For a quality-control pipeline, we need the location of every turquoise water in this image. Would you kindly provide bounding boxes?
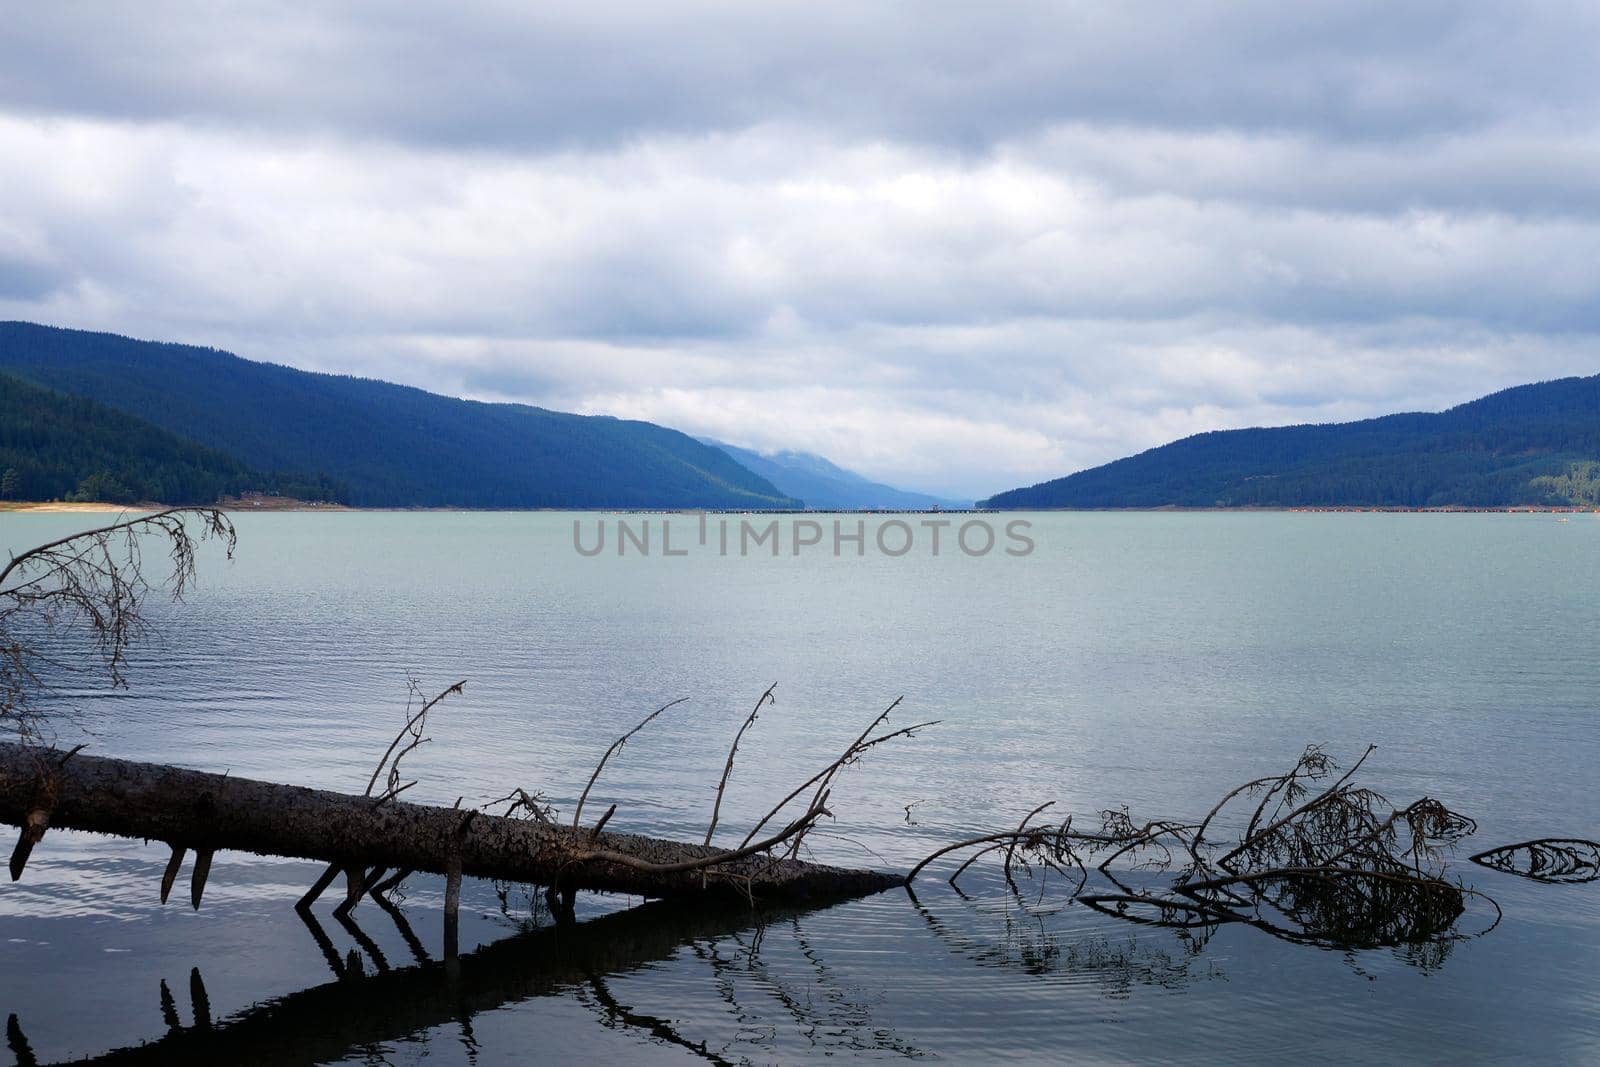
[1,511,1598,1062]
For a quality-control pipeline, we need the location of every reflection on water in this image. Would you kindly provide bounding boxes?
[0,863,1550,1065]
[22,881,1251,1064]
[35,896,928,1065]
[908,880,1225,994]
[1471,838,1600,883]
[0,848,1596,1063]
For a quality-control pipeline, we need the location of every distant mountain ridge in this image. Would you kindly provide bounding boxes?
[702,440,970,510]
[0,322,799,509]
[983,376,1600,509]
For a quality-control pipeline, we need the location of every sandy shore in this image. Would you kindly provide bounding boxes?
[0,501,155,513]
[0,497,351,514]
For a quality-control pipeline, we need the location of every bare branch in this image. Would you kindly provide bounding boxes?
[571,789,834,877]
[572,697,688,828]
[1003,801,1056,879]
[365,679,464,798]
[0,508,235,741]
[705,683,776,846]
[740,703,937,849]
[1220,744,1377,869]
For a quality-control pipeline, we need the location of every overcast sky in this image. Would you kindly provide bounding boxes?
[4,3,1600,497]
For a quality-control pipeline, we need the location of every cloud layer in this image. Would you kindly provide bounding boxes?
[3,3,1599,496]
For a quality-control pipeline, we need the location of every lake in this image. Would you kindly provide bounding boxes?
[2,511,1598,1063]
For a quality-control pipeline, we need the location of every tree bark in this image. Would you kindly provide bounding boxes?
[0,743,903,902]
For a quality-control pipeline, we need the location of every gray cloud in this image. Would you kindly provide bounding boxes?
[2,4,1599,497]
[5,3,1599,151]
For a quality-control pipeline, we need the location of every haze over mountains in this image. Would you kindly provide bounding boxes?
[702,440,970,511]
[983,376,1600,509]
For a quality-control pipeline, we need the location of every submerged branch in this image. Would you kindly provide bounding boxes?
[905,744,1524,952]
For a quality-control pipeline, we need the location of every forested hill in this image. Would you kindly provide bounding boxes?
[983,376,1600,509]
[0,322,798,509]
[0,372,273,505]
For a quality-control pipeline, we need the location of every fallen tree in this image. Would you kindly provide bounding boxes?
[0,742,903,907]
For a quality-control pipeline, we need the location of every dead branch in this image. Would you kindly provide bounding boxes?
[905,744,1516,952]
[0,508,235,741]
[487,787,556,824]
[1187,746,1334,866]
[1220,744,1376,870]
[1003,801,1055,881]
[1242,744,1335,842]
[705,683,776,846]
[366,679,464,798]
[572,697,688,828]
[736,697,897,847]
[299,678,466,909]
[948,842,1009,886]
[906,827,1111,885]
[1094,820,1198,873]
[739,704,937,849]
[569,789,833,878]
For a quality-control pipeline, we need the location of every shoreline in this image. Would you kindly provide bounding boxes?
[0,501,154,513]
[3,501,1598,516]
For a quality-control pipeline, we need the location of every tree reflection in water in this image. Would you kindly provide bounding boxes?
[16,854,1511,1064]
[907,879,1224,995]
[43,894,924,1065]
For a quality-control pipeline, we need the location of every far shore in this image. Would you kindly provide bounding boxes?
[4,500,1599,516]
[2,499,352,514]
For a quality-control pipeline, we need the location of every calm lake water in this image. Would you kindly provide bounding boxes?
[2,511,1598,1063]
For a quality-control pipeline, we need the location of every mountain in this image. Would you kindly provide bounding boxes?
[0,372,278,505]
[983,376,1600,509]
[702,440,970,510]
[0,322,798,509]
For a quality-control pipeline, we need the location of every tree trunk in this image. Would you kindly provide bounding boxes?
[0,743,903,903]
